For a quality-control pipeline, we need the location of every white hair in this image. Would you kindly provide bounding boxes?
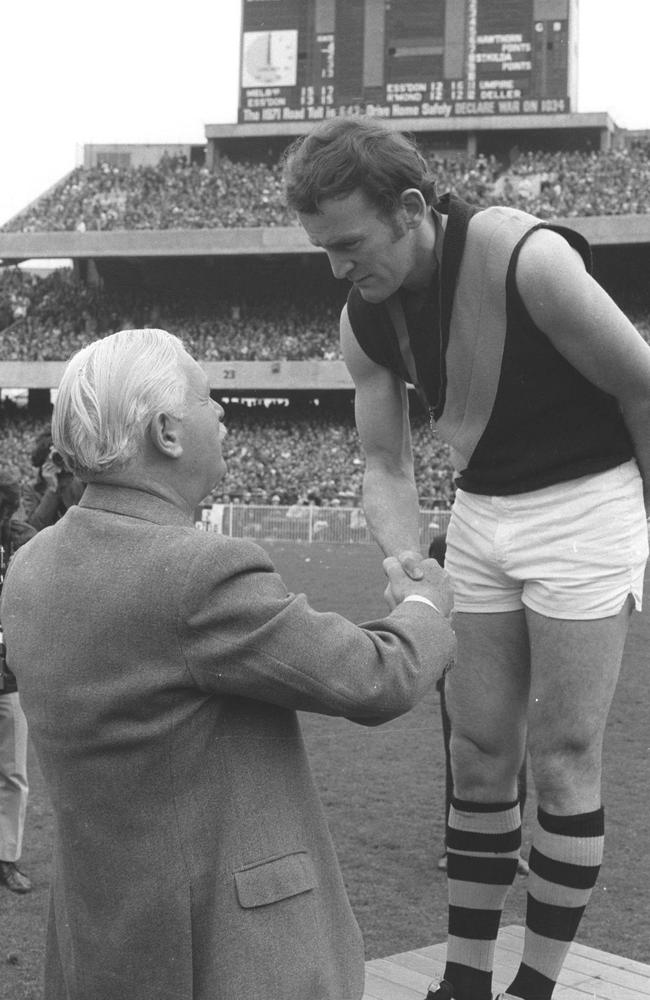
[52,328,189,479]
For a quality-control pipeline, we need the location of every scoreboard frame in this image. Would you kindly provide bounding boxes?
[238,0,578,126]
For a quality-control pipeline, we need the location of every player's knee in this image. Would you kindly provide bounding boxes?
[451,731,523,800]
[529,738,602,802]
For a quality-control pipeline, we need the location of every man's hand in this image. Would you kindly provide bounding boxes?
[383,556,454,618]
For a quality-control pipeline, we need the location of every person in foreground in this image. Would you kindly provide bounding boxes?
[0,474,36,895]
[0,328,455,1000]
[283,117,650,1000]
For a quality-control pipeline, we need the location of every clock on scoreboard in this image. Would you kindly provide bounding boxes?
[241,30,298,88]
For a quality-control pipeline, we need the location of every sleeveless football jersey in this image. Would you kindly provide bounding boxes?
[346,195,633,494]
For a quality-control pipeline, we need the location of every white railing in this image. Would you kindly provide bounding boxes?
[195,503,451,546]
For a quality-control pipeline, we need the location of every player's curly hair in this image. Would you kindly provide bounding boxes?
[282,116,437,216]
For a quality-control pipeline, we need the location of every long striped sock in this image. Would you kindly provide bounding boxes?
[506,806,605,1000]
[443,797,521,1000]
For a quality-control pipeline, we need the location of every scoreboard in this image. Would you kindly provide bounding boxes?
[239,0,578,125]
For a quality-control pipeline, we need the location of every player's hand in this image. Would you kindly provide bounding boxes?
[397,548,425,580]
[383,556,454,618]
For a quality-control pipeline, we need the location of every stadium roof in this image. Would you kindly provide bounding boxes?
[205,111,615,140]
[2,212,650,266]
[0,226,313,265]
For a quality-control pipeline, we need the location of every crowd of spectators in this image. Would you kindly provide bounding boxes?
[3,139,650,234]
[214,403,455,507]
[165,299,342,362]
[0,267,343,362]
[2,135,649,511]
[1,155,294,233]
[492,141,650,217]
[0,266,42,332]
[2,264,648,364]
[0,402,47,493]
[0,400,455,511]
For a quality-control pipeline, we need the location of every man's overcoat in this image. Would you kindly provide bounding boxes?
[1,484,455,1000]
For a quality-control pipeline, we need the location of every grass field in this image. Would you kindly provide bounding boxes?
[1,541,648,998]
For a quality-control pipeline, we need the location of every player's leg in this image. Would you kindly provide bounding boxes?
[502,459,648,999]
[447,611,530,800]
[432,610,530,1000]
[438,675,453,871]
[504,600,633,1000]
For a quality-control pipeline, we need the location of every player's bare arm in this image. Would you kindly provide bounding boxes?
[516,228,650,508]
[340,305,423,567]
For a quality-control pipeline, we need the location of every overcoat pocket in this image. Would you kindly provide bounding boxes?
[234,851,317,908]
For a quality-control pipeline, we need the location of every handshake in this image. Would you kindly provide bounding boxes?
[383,549,454,618]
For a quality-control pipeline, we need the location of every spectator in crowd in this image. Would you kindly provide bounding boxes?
[284,115,650,1000]
[23,429,84,529]
[1,327,456,1000]
[0,473,36,895]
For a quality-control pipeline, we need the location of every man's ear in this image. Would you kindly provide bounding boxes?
[399,188,427,228]
[148,412,183,458]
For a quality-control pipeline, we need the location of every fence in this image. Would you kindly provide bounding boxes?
[196,502,452,547]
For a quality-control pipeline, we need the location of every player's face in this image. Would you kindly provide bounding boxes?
[299,189,417,303]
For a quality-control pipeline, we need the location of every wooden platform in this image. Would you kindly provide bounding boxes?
[363,925,650,999]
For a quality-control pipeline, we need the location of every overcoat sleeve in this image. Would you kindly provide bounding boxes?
[178,536,455,724]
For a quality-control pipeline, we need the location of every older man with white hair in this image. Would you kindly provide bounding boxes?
[1,328,456,1000]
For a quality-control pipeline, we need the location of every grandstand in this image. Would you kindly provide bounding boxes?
[2,0,650,523]
[2,131,650,517]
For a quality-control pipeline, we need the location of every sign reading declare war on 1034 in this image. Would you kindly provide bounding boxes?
[239,17,571,124]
